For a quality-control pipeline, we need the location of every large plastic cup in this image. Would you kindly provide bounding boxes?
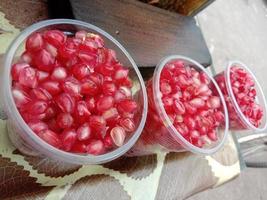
[214,61,267,131]
[128,55,229,156]
[1,19,148,165]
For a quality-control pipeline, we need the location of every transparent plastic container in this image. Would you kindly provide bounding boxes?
[128,55,229,156]
[2,19,148,165]
[214,61,267,132]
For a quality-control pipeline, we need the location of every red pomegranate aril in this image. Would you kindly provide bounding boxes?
[189,98,205,109]
[102,107,119,121]
[184,116,196,130]
[190,130,200,141]
[44,30,66,48]
[75,101,91,123]
[45,42,57,57]
[71,141,87,153]
[27,100,48,115]
[12,87,31,108]
[37,70,49,82]
[60,129,77,151]
[72,63,90,80]
[47,118,62,132]
[89,116,106,138]
[18,67,38,88]
[206,96,221,109]
[102,81,116,96]
[41,80,61,95]
[11,63,29,81]
[119,118,135,132]
[78,50,97,66]
[173,99,185,115]
[56,93,75,113]
[26,32,44,52]
[88,72,103,86]
[103,135,113,149]
[85,97,96,112]
[20,51,32,64]
[30,87,52,101]
[77,123,91,141]
[56,113,74,129]
[38,129,62,148]
[96,96,114,112]
[34,49,55,72]
[44,105,58,120]
[207,130,217,141]
[80,78,99,96]
[110,126,126,147]
[160,81,172,96]
[117,99,138,114]
[61,77,81,98]
[51,66,67,81]
[114,68,129,81]
[28,120,48,134]
[86,140,105,155]
[175,124,189,137]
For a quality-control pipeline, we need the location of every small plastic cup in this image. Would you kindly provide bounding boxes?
[214,61,267,132]
[1,19,148,165]
[128,55,229,156]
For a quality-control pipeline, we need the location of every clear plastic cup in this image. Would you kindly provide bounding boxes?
[214,61,267,131]
[1,19,148,165]
[128,55,229,156]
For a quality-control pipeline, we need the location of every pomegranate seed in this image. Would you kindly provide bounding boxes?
[34,49,55,72]
[102,81,116,95]
[207,130,217,141]
[102,107,119,121]
[51,67,67,81]
[110,126,126,147]
[18,67,38,88]
[78,50,97,66]
[190,130,200,141]
[56,113,74,129]
[44,30,66,48]
[114,68,129,80]
[173,99,185,115]
[45,43,58,57]
[56,93,75,113]
[75,30,87,40]
[199,72,210,84]
[12,87,31,108]
[11,63,29,81]
[207,96,221,109]
[75,101,91,123]
[189,98,205,108]
[96,96,114,112]
[28,120,48,133]
[86,140,105,155]
[89,115,106,137]
[184,116,196,130]
[27,100,48,115]
[71,141,87,153]
[26,32,44,52]
[36,70,49,82]
[60,129,77,151]
[61,77,81,98]
[77,123,91,141]
[41,80,61,95]
[119,118,135,132]
[117,99,138,113]
[72,63,90,80]
[47,118,62,132]
[88,72,103,86]
[160,81,172,95]
[103,135,113,149]
[80,78,99,96]
[30,87,52,101]
[20,51,32,64]
[85,97,96,112]
[38,129,61,148]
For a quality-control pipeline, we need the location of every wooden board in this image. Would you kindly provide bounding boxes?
[69,0,212,68]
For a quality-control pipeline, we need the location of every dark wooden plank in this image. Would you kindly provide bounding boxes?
[69,0,211,68]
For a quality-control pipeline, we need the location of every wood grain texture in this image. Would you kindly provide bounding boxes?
[69,0,211,68]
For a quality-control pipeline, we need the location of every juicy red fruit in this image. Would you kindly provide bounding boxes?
[11,29,139,156]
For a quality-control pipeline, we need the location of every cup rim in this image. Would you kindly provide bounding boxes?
[225,60,267,132]
[152,55,229,155]
[3,19,148,164]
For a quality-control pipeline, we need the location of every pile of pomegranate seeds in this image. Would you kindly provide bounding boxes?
[11,30,139,155]
[144,60,225,149]
[215,65,263,129]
